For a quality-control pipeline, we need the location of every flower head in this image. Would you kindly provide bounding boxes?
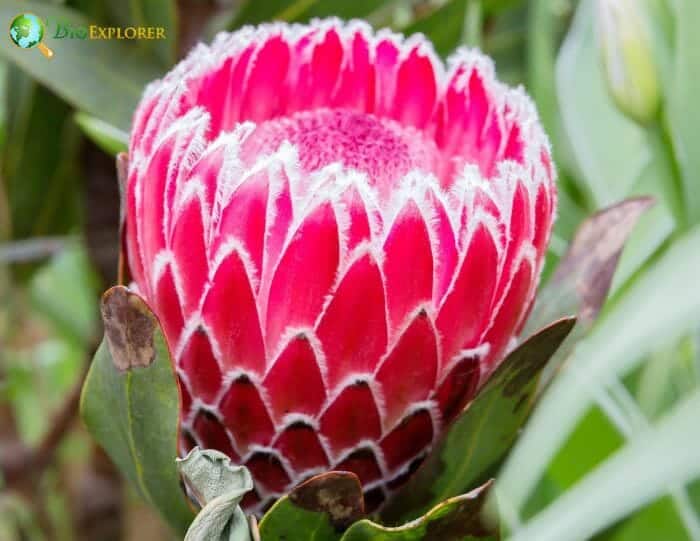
[125,20,556,512]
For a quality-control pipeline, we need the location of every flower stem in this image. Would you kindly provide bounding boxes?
[646,111,687,230]
[462,0,483,48]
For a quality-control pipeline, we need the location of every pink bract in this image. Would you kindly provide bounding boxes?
[125,19,556,512]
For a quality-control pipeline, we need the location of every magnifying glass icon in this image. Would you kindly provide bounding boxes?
[9,13,54,59]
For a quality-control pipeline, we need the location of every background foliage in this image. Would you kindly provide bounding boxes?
[0,0,699,540]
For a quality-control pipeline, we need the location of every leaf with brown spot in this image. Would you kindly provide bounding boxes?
[81,287,194,534]
[259,472,365,540]
[544,197,653,323]
[290,472,365,528]
[101,286,157,371]
[342,482,497,541]
[381,318,575,524]
[524,198,653,387]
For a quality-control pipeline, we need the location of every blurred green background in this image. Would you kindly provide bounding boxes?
[0,0,699,540]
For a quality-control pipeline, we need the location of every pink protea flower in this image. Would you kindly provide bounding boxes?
[125,20,556,512]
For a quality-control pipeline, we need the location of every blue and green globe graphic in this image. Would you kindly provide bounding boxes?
[9,13,44,49]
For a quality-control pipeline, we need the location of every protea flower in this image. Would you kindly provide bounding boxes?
[124,19,556,513]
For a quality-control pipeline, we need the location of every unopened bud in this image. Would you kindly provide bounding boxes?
[596,0,660,124]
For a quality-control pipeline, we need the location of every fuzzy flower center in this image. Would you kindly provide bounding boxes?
[243,108,442,188]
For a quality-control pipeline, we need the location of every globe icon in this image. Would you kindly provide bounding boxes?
[9,13,44,49]
[9,13,53,58]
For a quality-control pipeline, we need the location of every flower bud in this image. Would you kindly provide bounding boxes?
[596,0,661,124]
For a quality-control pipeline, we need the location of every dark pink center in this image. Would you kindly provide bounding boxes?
[243,108,442,189]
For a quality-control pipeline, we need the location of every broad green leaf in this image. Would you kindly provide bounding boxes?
[496,225,700,523]
[556,0,650,207]
[104,0,178,66]
[178,448,253,541]
[687,479,700,519]
[229,0,380,28]
[598,496,693,541]
[504,389,700,541]
[80,286,195,534]
[483,0,523,15]
[546,405,625,496]
[259,472,364,541]
[635,334,700,421]
[523,337,700,538]
[74,112,128,155]
[342,482,496,541]
[520,406,624,521]
[2,67,81,242]
[667,0,700,225]
[381,317,575,523]
[0,1,162,131]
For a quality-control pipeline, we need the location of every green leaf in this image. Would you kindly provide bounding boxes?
[496,225,700,524]
[503,389,700,541]
[526,0,557,141]
[546,405,624,496]
[523,0,583,215]
[519,337,700,538]
[29,242,99,346]
[342,482,496,541]
[555,0,650,208]
[80,286,195,534]
[687,478,700,521]
[104,0,178,66]
[520,405,624,521]
[0,1,162,131]
[598,496,693,541]
[401,0,468,57]
[74,112,128,155]
[229,0,380,28]
[1,68,81,242]
[667,0,700,225]
[178,448,253,541]
[381,317,575,523]
[259,471,364,541]
[608,161,676,294]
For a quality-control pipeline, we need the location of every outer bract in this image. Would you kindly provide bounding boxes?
[125,20,556,513]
